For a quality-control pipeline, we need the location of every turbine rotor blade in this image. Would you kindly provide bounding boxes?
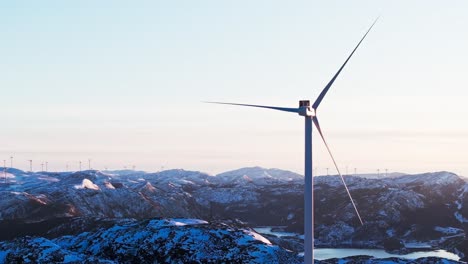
[204,101,299,113]
[313,116,364,225]
[312,17,379,110]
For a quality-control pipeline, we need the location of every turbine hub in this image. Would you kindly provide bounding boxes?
[298,100,315,117]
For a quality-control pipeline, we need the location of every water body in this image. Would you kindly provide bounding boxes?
[254,227,460,261]
[314,248,460,261]
[253,227,297,238]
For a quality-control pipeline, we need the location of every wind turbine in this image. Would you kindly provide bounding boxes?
[207,19,377,263]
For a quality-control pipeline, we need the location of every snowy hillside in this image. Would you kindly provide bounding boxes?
[0,167,468,261]
[0,218,301,263]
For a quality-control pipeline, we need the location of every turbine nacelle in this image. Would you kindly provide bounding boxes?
[298,100,315,117]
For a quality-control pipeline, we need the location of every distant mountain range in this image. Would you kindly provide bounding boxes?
[0,167,467,262]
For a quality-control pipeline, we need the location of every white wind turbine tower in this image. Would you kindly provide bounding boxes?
[207,19,377,264]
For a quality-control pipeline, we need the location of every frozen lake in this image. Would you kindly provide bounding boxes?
[253,227,297,238]
[314,248,460,261]
[254,227,460,261]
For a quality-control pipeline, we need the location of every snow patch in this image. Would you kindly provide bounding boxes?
[38,176,60,182]
[104,182,115,189]
[386,228,395,237]
[167,218,208,226]
[242,175,253,182]
[0,172,15,179]
[434,226,463,234]
[142,182,156,192]
[454,212,468,223]
[74,179,100,190]
[239,230,272,245]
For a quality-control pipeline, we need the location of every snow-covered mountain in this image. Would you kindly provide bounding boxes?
[0,167,304,225]
[0,167,467,261]
[0,216,461,263]
[216,166,303,184]
[311,171,468,260]
[0,218,301,263]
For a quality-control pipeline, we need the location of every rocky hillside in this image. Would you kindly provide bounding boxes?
[0,218,301,263]
[0,217,462,263]
[0,167,467,260]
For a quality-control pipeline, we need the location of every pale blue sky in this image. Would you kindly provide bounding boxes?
[2,1,468,175]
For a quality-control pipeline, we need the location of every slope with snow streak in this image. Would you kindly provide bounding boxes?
[455,183,468,223]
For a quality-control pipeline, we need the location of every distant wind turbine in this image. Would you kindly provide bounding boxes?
[28,160,33,172]
[10,156,13,168]
[207,18,378,264]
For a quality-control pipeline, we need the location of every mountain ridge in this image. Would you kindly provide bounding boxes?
[1,166,467,261]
